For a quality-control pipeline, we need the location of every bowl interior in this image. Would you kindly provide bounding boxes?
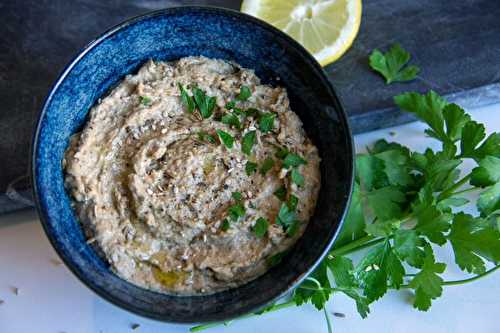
[33,7,353,322]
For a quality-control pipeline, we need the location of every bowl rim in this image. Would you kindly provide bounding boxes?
[31,5,355,323]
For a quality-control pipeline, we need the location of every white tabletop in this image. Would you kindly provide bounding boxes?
[1,103,499,333]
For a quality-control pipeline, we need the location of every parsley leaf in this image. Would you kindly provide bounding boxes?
[228,203,245,222]
[369,43,420,84]
[259,157,275,175]
[355,240,405,302]
[178,83,195,113]
[245,108,260,118]
[448,213,500,274]
[372,147,414,188]
[259,112,276,133]
[366,186,406,221]
[416,207,452,245]
[232,191,242,201]
[394,91,448,143]
[245,161,257,176]
[221,113,241,129]
[236,85,252,101]
[267,251,288,267]
[287,220,301,237]
[408,244,446,311]
[477,182,500,217]
[193,87,216,118]
[283,153,307,169]
[197,131,217,144]
[273,186,287,201]
[470,156,500,187]
[355,154,387,191]
[334,182,367,249]
[394,229,427,268]
[241,130,257,155]
[442,103,471,142]
[221,218,230,231]
[329,256,371,318]
[232,107,244,116]
[139,96,152,106]
[276,203,297,229]
[216,129,234,149]
[287,194,299,211]
[275,147,289,159]
[291,168,305,187]
[253,217,269,238]
[474,133,500,159]
[460,121,486,159]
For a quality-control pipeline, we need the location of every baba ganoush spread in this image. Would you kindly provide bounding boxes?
[63,56,321,295]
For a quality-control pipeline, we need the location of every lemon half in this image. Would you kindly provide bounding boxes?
[241,0,362,66]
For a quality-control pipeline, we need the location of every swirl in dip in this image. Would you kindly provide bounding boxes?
[63,57,321,294]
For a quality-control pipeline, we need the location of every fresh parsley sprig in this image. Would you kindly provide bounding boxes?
[178,84,216,119]
[191,90,500,333]
[369,43,420,84]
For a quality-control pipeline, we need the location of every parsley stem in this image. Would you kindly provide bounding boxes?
[324,308,333,333]
[441,265,500,286]
[400,264,500,289]
[438,174,471,201]
[189,300,296,332]
[330,235,377,257]
[298,285,340,292]
[448,187,479,197]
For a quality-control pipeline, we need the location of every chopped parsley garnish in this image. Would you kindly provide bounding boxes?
[267,251,288,267]
[259,112,276,133]
[273,186,287,201]
[221,113,241,129]
[287,194,298,211]
[245,161,258,175]
[236,85,252,101]
[216,129,234,149]
[283,153,307,169]
[197,131,217,144]
[225,101,236,110]
[291,168,305,187]
[275,147,289,159]
[232,191,243,201]
[178,83,195,112]
[287,220,300,237]
[369,43,420,84]
[245,108,260,118]
[241,130,257,155]
[193,87,216,118]
[221,218,230,231]
[232,107,245,116]
[253,217,269,238]
[276,202,298,231]
[139,96,152,106]
[228,203,245,221]
[259,157,275,175]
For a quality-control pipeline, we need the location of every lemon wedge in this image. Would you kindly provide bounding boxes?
[241,0,362,66]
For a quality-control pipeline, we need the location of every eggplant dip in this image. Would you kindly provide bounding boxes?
[63,56,321,295]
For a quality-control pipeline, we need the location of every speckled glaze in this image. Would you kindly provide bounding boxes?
[32,6,354,323]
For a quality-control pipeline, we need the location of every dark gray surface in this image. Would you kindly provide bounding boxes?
[1,0,500,214]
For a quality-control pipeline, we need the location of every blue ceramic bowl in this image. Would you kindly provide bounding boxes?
[32,6,354,323]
